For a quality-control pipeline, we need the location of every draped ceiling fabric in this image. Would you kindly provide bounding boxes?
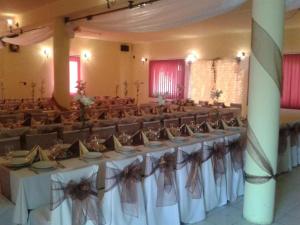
[2,27,52,46]
[0,0,298,46]
[73,0,247,33]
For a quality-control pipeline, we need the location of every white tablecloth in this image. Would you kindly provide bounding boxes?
[0,129,243,225]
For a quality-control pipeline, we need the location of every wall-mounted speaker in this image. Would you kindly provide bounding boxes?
[120,44,130,52]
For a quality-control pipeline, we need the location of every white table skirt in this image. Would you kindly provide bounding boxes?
[0,129,243,225]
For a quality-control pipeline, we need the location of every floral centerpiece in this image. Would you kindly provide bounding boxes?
[155,92,168,115]
[74,80,94,127]
[210,88,223,103]
[134,80,144,105]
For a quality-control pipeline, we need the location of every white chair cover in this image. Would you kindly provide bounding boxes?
[143,148,180,225]
[0,194,14,225]
[203,137,227,210]
[28,165,100,225]
[176,143,206,224]
[224,133,244,202]
[102,156,147,225]
[277,130,292,174]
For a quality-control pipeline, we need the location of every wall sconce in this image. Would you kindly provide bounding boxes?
[236,51,246,63]
[141,57,148,64]
[81,50,91,61]
[185,53,199,64]
[41,47,51,58]
[7,18,19,33]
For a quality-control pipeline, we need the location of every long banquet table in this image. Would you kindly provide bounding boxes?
[0,128,244,225]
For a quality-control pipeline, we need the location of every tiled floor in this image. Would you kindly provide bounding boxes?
[197,167,300,225]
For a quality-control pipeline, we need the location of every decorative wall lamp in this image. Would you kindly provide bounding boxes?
[185,53,199,64]
[81,50,91,61]
[141,57,148,64]
[7,18,20,33]
[42,47,51,58]
[236,51,246,63]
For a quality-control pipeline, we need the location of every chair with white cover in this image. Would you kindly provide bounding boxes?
[102,156,147,225]
[176,143,206,224]
[0,188,14,225]
[277,126,292,173]
[202,137,227,210]
[143,148,180,225]
[28,165,101,225]
[225,133,244,202]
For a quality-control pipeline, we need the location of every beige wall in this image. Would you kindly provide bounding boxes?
[131,32,251,103]
[0,27,299,102]
[0,37,133,99]
[0,38,53,99]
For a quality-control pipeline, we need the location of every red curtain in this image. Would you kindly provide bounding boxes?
[281,54,300,109]
[149,59,185,99]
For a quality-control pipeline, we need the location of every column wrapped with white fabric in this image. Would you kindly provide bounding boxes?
[243,0,284,224]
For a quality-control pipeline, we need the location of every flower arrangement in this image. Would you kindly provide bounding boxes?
[74,80,94,125]
[134,80,144,105]
[210,89,223,102]
[123,81,128,97]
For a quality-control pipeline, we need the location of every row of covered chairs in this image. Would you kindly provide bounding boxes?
[28,136,244,225]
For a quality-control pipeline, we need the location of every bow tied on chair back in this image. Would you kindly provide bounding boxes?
[290,123,300,147]
[177,149,207,199]
[105,159,143,217]
[279,127,289,155]
[212,141,227,181]
[51,172,99,225]
[227,139,244,171]
[145,152,178,207]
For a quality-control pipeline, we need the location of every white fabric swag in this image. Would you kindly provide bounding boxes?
[74,0,247,32]
[2,27,52,46]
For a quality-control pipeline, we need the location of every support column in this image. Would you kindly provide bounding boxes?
[53,18,70,109]
[243,1,284,224]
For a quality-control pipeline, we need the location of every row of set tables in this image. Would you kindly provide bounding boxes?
[0,125,245,225]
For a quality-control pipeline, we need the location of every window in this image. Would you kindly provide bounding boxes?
[69,56,81,94]
[281,54,300,109]
[149,59,185,99]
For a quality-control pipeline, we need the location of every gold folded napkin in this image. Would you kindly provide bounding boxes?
[38,147,50,161]
[206,122,215,132]
[237,117,245,127]
[186,125,194,136]
[142,131,150,145]
[166,128,175,140]
[79,141,90,156]
[26,146,39,164]
[113,135,122,150]
[221,120,230,130]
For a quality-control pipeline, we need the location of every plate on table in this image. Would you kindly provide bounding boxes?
[147,141,163,148]
[82,152,103,159]
[118,146,136,152]
[10,150,30,158]
[172,137,188,143]
[193,133,211,139]
[32,161,57,169]
[8,158,29,167]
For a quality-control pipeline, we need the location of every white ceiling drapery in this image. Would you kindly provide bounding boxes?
[1,27,52,46]
[74,0,247,32]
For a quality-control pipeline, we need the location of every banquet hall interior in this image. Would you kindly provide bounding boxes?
[0,0,300,225]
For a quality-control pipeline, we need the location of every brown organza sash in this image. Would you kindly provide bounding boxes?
[145,152,178,207]
[51,172,99,225]
[290,123,300,147]
[227,139,244,171]
[212,141,227,181]
[177,148,212,199]
[245,125,277,184]
[278,127,289,155]
[105,159,143,217]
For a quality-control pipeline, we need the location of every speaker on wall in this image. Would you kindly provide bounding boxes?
[120,44,130,52]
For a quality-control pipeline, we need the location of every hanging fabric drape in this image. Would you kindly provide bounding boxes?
[281,54,300,109]
[149,59,185,99]
[72,0,247,33]
[2,27,53,46]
